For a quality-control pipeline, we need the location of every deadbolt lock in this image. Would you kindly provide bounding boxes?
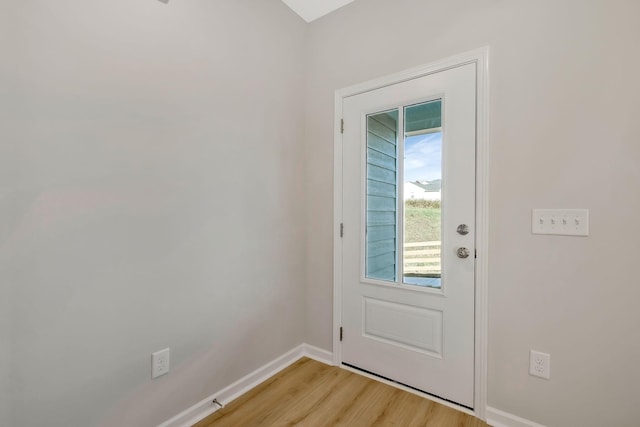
[457,224,470,235]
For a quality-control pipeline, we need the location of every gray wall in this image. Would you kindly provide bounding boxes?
[304,1,640,426]
[0,0,307,426]
[4,1,640,426]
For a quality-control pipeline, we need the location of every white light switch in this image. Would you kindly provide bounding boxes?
[532,209,589,236]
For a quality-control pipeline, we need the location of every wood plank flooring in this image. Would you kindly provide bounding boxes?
[194,357,489,427]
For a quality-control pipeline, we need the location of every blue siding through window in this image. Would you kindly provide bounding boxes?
[366,112,398,282]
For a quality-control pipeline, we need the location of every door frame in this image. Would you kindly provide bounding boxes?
[333,47,490,420]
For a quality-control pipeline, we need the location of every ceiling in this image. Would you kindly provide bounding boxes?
[281,0,356,22]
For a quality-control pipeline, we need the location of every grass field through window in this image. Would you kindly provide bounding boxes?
[404,199,442,285]
[404,200,441,243]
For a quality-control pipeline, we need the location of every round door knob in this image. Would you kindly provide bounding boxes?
[457,247,470,259]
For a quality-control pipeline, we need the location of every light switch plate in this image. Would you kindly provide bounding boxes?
[532,209,589,236]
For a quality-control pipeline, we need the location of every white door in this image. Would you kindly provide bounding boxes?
[341,63,476,408]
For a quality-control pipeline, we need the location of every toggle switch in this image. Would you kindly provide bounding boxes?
[532,209,589,236]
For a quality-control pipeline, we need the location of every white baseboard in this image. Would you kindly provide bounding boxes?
[486,406,546,427]
[301,343,333,365]
[159,343,333,427]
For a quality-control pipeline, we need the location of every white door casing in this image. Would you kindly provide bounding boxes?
[333,48,489,417]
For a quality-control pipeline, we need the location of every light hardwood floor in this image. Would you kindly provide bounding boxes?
[194,357,489,427]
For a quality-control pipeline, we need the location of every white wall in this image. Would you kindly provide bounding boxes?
[304,1,640,426]
[0,1,307,426]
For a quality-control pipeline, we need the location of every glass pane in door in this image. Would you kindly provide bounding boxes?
[365,109,399,282]
[403,100,442,288]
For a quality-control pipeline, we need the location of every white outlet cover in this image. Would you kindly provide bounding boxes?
[151,348,170,379]
[529,350,551,380]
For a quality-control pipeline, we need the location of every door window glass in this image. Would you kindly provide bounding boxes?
[403,100,442,288]
[365,110,399,282]
[364,101,442,288]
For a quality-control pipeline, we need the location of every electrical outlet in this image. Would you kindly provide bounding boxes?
[529,350,550,379]
[151,348,170,379]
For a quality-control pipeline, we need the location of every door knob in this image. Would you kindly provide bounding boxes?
[457,247,470,259]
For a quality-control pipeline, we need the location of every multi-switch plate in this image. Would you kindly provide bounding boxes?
[532,209,589,236]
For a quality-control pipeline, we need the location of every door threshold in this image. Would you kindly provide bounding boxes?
[341,362,474,413]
